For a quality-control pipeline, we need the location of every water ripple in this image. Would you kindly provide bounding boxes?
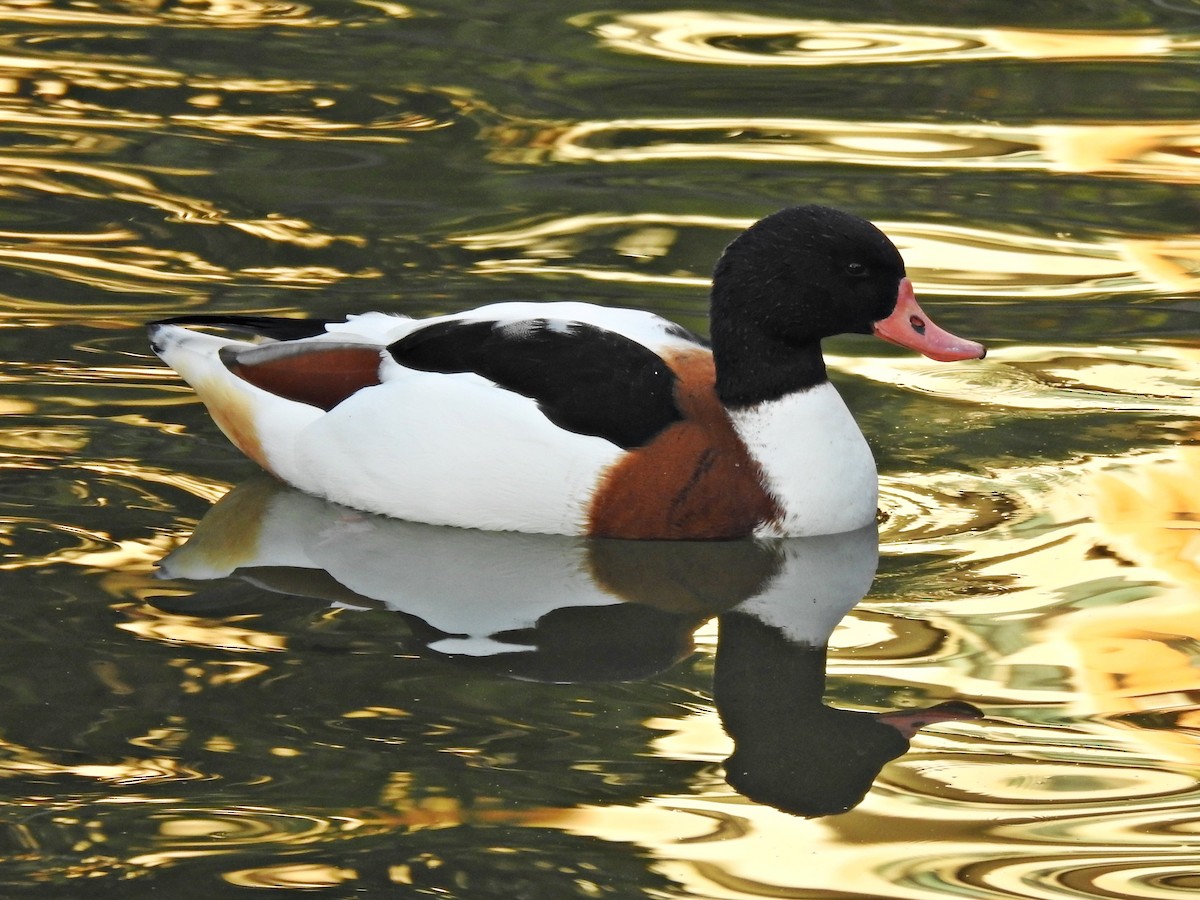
[889,753,1199,810]
[878,480,1028,547]
[0,28,459,142]
[0,0,412,29]
[0,453,226,571]
[116,604,287,651]
[937,854,1200,900]
[153,808,342,847]
[843,344,1200,412]
[0,154,378,314]
[455,212,1199,298]
[583,12,1200,66]
[1090,447,1200,588]
[524,116,1200,185]
[892,225,1200,294]
[0,735,207,786]
[222,863,357,889]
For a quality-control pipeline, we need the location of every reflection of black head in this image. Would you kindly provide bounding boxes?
[715,612,907,817]
[443,602,699,683]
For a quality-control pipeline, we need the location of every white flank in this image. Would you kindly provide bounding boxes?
[151,303,705,534]
[294,371,624,533]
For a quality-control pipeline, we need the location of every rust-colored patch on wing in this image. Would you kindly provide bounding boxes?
[587,349,782,540]
[226,345,383,412]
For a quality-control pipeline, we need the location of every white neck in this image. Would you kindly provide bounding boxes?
[729,382,878,537]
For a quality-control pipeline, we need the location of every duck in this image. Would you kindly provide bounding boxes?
[148,204,985,539]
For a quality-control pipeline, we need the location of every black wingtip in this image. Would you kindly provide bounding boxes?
[147,314,340,342]
[147,322,167,354]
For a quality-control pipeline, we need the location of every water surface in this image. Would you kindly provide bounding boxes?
[2,1,1199,897]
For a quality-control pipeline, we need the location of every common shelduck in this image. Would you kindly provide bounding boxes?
[148,205,985,539]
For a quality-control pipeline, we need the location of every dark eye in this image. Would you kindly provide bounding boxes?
[845,262,869,277]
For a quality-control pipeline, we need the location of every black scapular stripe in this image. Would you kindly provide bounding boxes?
[389,318,683,449]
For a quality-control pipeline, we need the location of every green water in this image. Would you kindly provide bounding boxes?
[1,1,1199,897]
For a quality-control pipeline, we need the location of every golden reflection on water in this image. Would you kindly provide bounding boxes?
[549,714,1200,898]
[0,153,378,317]
[843,343,1200,412]
[222,864,356,889]
[0,732,204,785]
[503,116,1200,185]
[456,212,1199,297]
[0,0,413,28]
[0,37,452,143]
[583,12,1200,66]
[116,605,288,652]
[1017,446,1200,767]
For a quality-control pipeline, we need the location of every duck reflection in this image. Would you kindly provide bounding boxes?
[715,613,978,815]
[158,475,980,817]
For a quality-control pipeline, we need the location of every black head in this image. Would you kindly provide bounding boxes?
[709,205,908,405]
